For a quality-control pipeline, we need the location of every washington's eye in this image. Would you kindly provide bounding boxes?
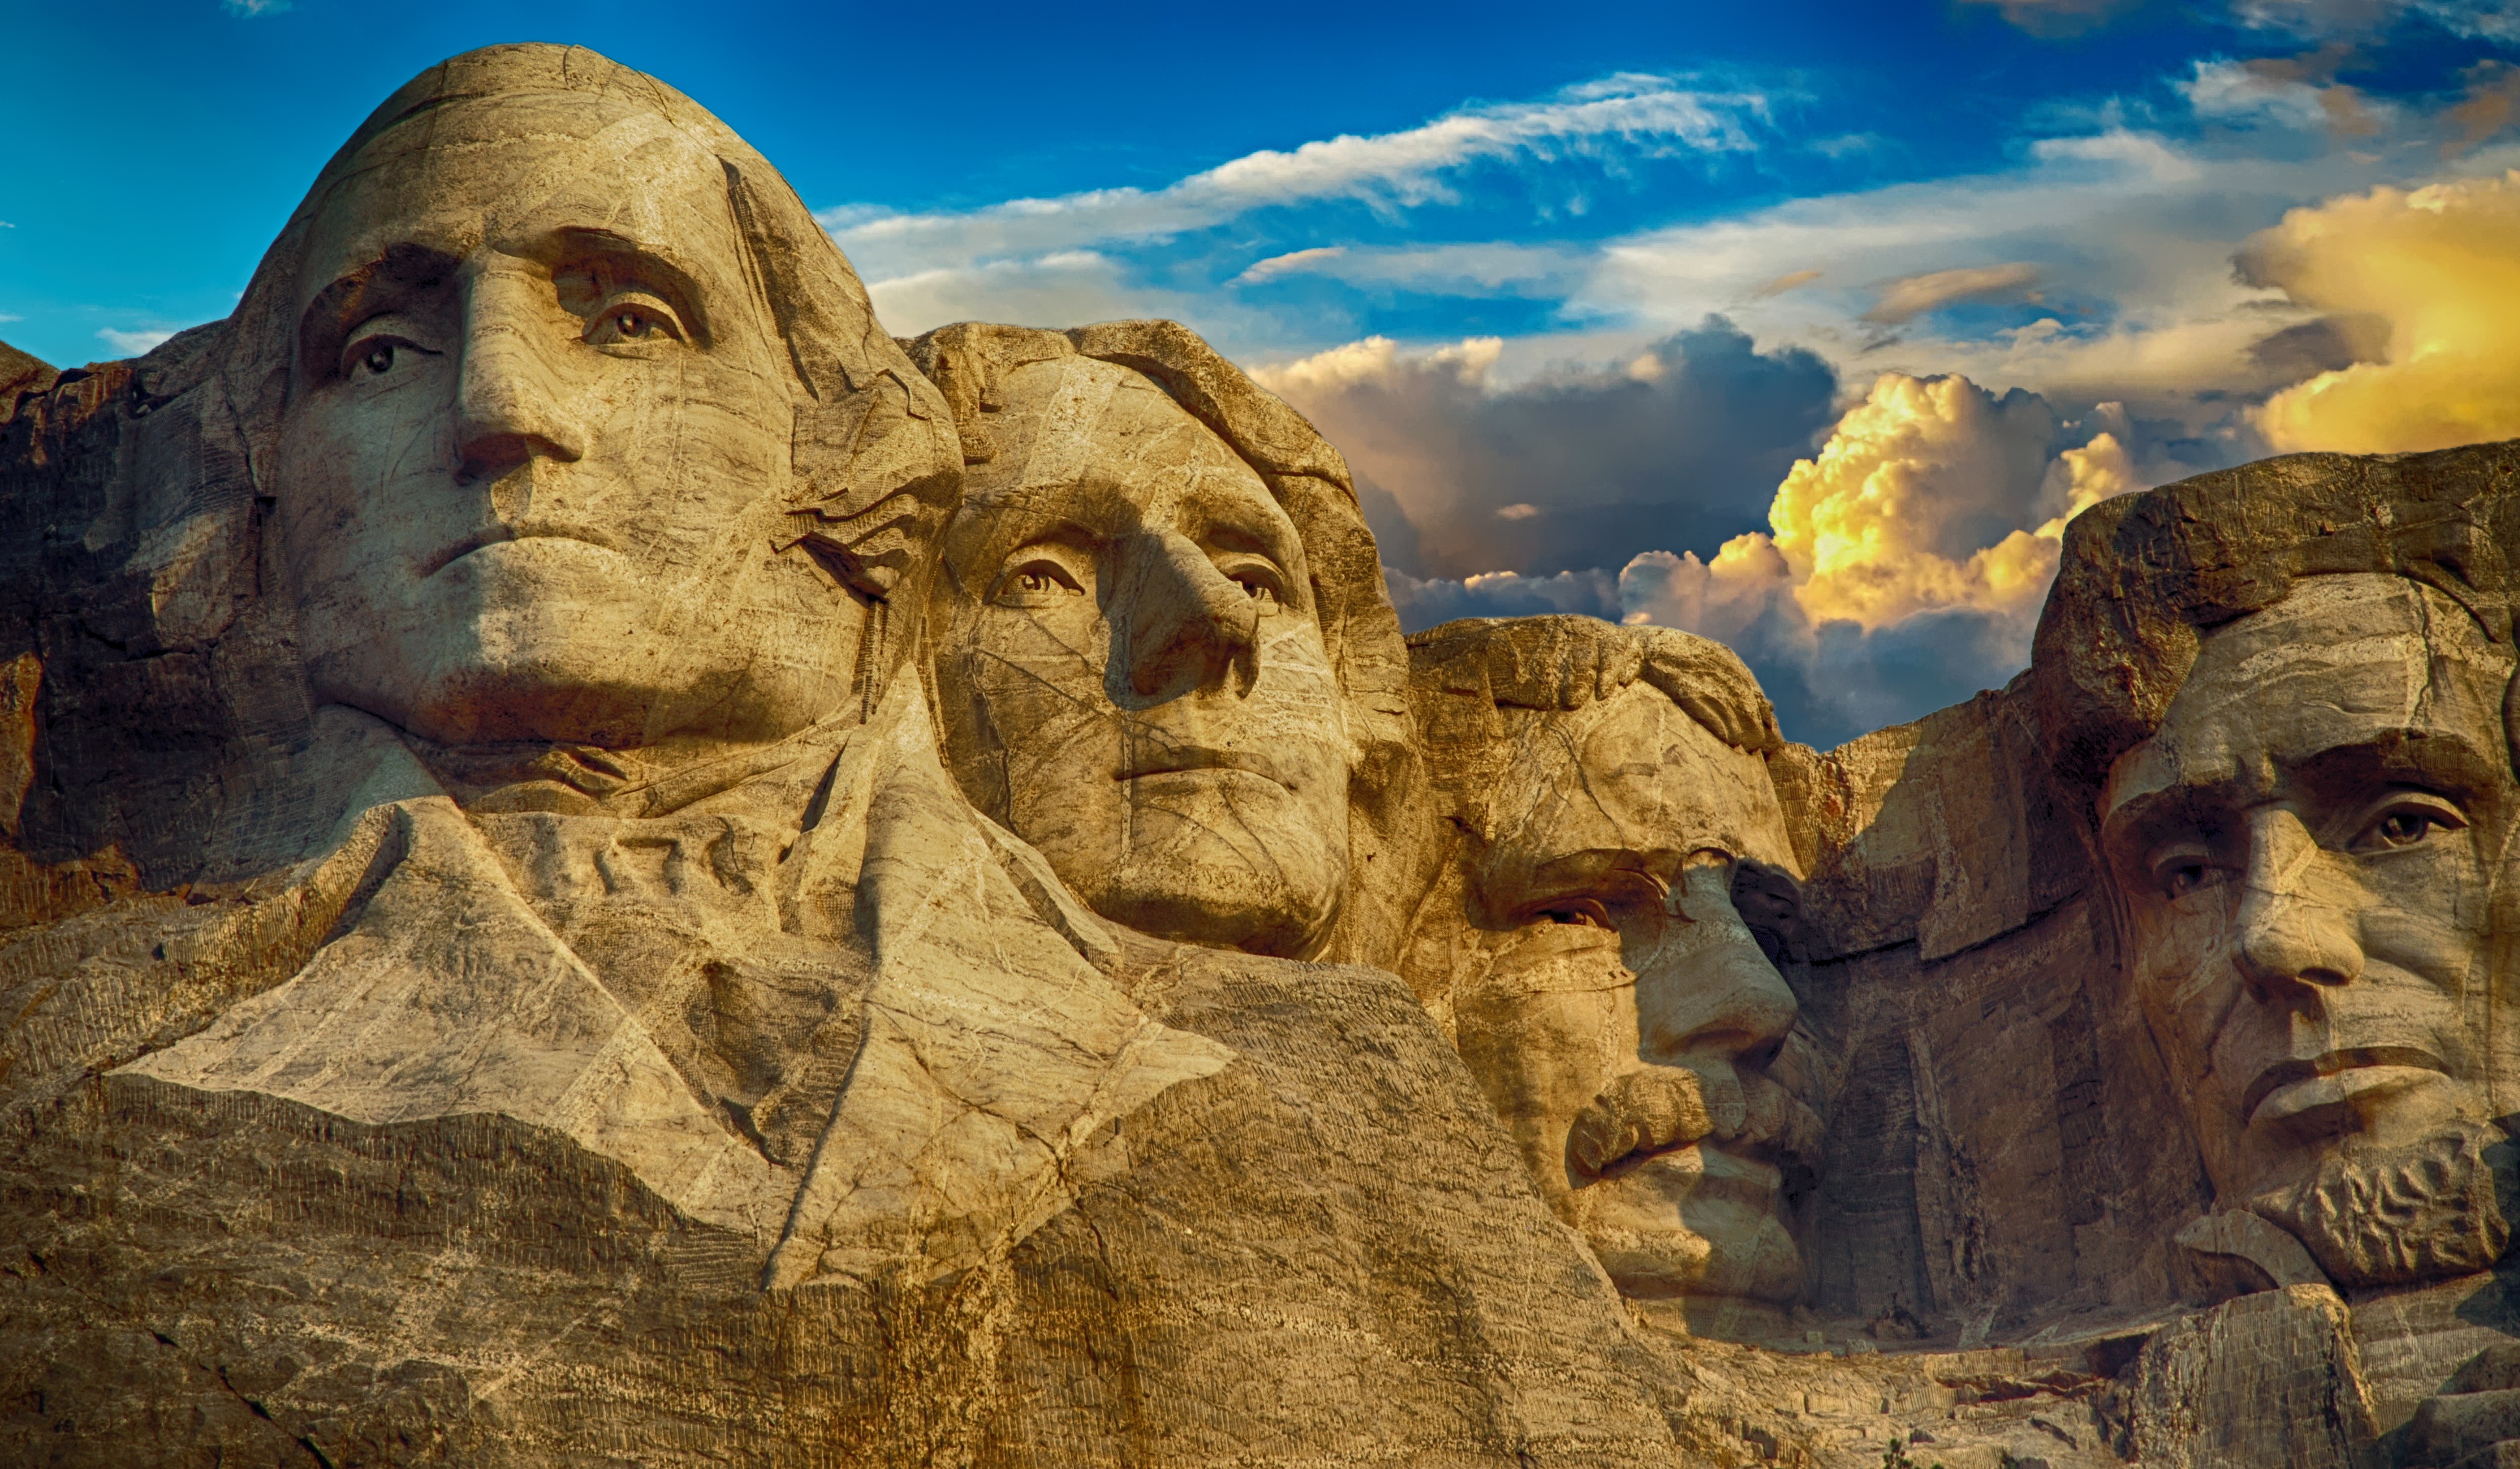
[337,327,436,383]
[584,291,686,347]
[1529,898,1611,929]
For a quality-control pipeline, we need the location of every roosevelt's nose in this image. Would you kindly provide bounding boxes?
[2231,806,2364,1000]
[1109,530,1260,704]
[1636,859,1798,1073]
[453,269,586,486]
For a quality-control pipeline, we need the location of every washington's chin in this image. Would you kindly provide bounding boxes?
[308,631,819,748]
[1089,869,1342,958]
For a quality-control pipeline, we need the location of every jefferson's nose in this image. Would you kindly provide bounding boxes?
[453,271,586,486]
[1636,860,1798,1071]
[2231,807,2364,1000]
[1110,530,1259,703]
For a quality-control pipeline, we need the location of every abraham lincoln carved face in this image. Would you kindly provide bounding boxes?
[2099,574,2520,1286]
[273,87,871,754]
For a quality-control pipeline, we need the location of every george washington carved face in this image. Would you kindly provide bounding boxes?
[273,89,869,753]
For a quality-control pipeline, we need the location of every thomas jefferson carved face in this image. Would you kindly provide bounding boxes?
[931,354,1350,958]
[275,91,863,751]
[2103,575,2520,1284]
[1449,681,1816,1333]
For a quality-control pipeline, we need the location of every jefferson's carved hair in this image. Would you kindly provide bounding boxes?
[2029,438,2520,793]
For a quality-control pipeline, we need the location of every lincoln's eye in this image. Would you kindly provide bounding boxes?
[363,344,396,376]
[2376,812,2435,847]
[2163,862,2209,897]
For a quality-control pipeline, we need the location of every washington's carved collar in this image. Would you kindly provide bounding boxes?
[406,717,856,826]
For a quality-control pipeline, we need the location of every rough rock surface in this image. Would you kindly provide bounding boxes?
[8,36,2520,1469]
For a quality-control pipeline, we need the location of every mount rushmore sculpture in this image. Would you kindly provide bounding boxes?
[3,42,2516,1469]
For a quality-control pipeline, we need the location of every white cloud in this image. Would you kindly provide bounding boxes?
[1235,247,1347,284]
[819,74,1770,282]
[223,0,290,14]
[2230,0,2520,40]
[97,327,174,356]
[0,314,20,324]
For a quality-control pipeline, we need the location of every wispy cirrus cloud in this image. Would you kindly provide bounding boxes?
[1862,262,2044,324]
[821,74,1773,283]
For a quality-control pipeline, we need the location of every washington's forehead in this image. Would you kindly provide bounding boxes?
[302,98,732,271]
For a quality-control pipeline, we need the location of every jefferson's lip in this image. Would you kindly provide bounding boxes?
[2241,1047,2450,1128]
[1117,745,1291,790]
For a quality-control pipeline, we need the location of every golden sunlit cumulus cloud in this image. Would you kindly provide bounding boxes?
[1767,372,2121,627]
[2243,170,2520,454]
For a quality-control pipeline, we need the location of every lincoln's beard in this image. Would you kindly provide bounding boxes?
[2249,1119,2514,1287]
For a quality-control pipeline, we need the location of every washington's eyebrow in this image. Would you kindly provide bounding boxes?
[296,242,461,379]
[543,227,713,346]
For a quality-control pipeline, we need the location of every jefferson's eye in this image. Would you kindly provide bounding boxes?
[992,558,1086,607]
[2161,862,2210,897]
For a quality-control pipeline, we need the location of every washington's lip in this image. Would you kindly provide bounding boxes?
[2241,1047,2450,1127]
[421,526,622,579]
[1116,745,1291,789]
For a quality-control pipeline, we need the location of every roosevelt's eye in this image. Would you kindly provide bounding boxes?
[1216,557,1287,611]
[584,291,687,347]
[2354,800,2465,853]
[992,558,1086,607]
[1527,898,1611,929]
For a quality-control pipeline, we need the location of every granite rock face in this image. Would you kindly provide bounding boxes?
[6,38,2520,1469]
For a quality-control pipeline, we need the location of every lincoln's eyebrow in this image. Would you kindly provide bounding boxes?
[2286,729,2503,804]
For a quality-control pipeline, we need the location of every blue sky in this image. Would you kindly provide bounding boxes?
[6,0,2517,745]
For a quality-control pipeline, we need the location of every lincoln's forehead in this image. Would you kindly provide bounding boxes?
[2105,573,2514,815]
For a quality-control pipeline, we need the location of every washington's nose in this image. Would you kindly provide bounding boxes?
[1636,861,1798,1071]
[453,276,585,486]
[1110,531,1260,703]
[2232,807,2364,999]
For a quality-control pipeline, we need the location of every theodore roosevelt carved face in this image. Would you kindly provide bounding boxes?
[2100,574,2520,1286]
[929,351,1352,958]
[273,88,872,756]
[1408,619,1821,1336]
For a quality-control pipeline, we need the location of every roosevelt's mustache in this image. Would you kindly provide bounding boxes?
[1568,1065,1823,1179]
